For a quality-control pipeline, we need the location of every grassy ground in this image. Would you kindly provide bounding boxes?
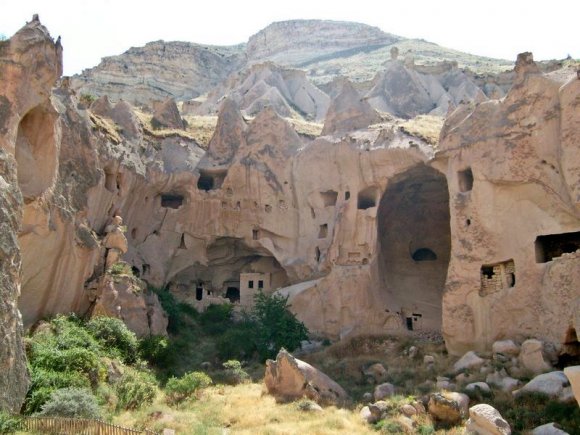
[114,383,376,435]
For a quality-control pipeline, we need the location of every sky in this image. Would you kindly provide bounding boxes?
[1,0,578,76]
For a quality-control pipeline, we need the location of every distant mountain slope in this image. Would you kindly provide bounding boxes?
[71,41,245,105]
[71,19,514,106]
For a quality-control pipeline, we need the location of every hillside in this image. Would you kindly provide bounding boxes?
[71,19,513,105]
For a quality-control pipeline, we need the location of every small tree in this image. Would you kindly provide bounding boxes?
[253,291,308,360]
[165,372,211,406]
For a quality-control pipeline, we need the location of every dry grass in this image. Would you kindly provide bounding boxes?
[88,112,122,144]
[399,115,444,146]
[182,115,218,148]
[287,118,323,138]
[133,110,200,143]
[114,383,375,435]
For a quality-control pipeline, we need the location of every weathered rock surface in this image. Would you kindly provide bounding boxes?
[519,339,552,374]
[321,80,381,135]
[152,98,184,130]
[264,349,348,406]
[435,52,580,356]
[515,371,570,399]
[454,350,486,372]
[373,382,395,401]
[427,392,469,424]
[195,62,330,121]
[531,423,570,435]
[72,41,244,104]
[0,15,62,412]
[465,404,511,435]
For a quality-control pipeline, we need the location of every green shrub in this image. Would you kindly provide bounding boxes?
[24,367,93,413]
[38,388,101,419]
[252,291,308,360]
[375,419,404,433]
[222,360,250,385]
[0,412,21,434]
[215,320,257,360]
[86,316,138,363]
[165,371,212,405]
[139,335,170,364]
[115,369,157,410]
[199,304,233,336]
[31,346,102,381]
[153,288,196,334]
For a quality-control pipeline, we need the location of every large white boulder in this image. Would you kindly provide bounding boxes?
[465,404,511,435]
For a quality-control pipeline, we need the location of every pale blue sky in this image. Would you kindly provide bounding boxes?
[1,0,578,76]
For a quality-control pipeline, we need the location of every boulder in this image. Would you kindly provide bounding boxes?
[363,362,387,383]
[514,371,570,399]
[264,349,348,406]
[359,406,376,424]
[465,404,511,435]
[492,340,520,358]
[519,339,552,374]
[454,351,486,373]
[486,371,520,392]
[563,366,580,407]
[408,346,418,359]
[427,392,469,424]
[465,382,491,394]
[401,403,417,416]
[373,382,395,401]
[424,355,435,365]
[531,423,570,435]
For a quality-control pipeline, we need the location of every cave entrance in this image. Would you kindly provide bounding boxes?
[377,165,451,332]
[197,168,227,191]
[15,104,58,199]
[225,286,240,303]
[535,231,580,263]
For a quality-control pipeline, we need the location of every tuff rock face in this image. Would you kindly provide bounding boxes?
[0,15,62,413]
[433,53,580,355]
[195,62,330,121]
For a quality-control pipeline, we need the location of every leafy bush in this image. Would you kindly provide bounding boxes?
[38,388,101,419]
[199,304,233,336]
[0,412,21,434]
[222,360,250,385]
[24,367,93,414]
[139,335,170,364]
[153,288,197,334]
[115,369,157,410]
[87,316,138,363]
[252,292,308,360]
[215,320,257,360]
[165,372,212,405]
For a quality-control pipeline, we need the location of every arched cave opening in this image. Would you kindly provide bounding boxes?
[197,168,227,192]
[358,186,378,210]
[168,237,290,307]
[15,104,58,199]
[377,165,451,332]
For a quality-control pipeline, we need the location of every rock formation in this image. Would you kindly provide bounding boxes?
[152,98,184,130]
[433,52,580,355]
[194,62,330,121]
[0,14,62,413]
[264,349,348,405]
